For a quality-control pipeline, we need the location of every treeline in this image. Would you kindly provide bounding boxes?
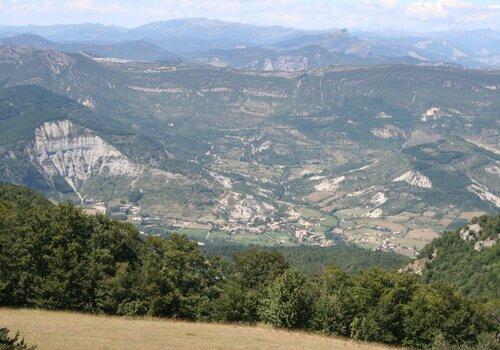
[203,242,410,275]
[0,185,498,349]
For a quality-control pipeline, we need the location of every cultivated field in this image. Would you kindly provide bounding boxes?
[0,308,398,350]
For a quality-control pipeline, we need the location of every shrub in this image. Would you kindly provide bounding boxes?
[0,327,35,350]
[259,268,315,329]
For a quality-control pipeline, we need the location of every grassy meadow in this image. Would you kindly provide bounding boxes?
[0,308,398,350]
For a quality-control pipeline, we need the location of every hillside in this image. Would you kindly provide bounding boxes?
[0,309,394,350]
[60,40,182,63]
[0,46,498,255]
[404,214,499,299]
[0,33,57,48]
[186,45,421,71]
[0,184,498,349]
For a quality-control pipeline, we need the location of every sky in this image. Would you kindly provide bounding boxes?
[1,0,499,32]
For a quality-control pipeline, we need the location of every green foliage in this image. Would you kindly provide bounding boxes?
[0,327,35,350]
[310,265,497,348]
[128,189,142,203]
[402,285,495,349]
[420,215,500,299]
[203,242,410,275]
[0,184,220,319]
[312,266,357,336]
[211,248,289,323]
[259,268,315,329]
[0,184,50,207]
[232,248,289,288]
[0,184,497,349]
[132,234,223,319]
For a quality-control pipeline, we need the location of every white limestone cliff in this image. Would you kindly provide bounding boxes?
[393,170,432,189]
[34,119,142,199]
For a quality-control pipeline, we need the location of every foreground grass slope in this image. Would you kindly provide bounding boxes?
[0,309,395,350]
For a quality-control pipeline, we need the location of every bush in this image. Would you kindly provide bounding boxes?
[0,327,35,350]
[403,285,495,348]
[259,268,315,329]
[211,248,289,323]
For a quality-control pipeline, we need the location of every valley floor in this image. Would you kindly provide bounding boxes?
[0,308,398,350]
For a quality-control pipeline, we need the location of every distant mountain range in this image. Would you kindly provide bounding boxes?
[0,18,498,69]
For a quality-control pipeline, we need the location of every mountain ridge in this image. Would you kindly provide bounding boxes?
[0,18,498,68]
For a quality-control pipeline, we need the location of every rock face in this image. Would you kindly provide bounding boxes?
[364,208,383,218]
[34,120,142,199]
[370,192,388,206]
[459,222,498,251]
[393,170,432,189]
[314,176,345,191]
[401,250,437,275]
[261,56,308,71]
[218,191,275,223]
[474,235,498,251]
[459,223,482,241]
[370,125,405,139]
[420,107,449,122]
[467,182,500,208]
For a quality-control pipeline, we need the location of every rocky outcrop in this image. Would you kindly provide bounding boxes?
[393,170,432,189]
[401,250,437,275]
[458,222,498,251]
[467,181,500,208]
[34,119,142,199]
[217,191,275,223]
[370,125,405,139]
[459,223,482,241]
[364,208,383,218]
[420,107,449,122]
[314,176,345,191]
[261,56,308,72]
[474,235,498,251]
[370,192,388,206]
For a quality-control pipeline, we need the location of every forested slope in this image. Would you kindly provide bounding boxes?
[414,214,499,299]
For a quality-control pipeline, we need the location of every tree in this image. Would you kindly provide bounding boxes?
[134,234,223,319]
[259,268,315,329]
[232,248,289,289]
[403,284,494,348]
[312,265,357,336]
[212,248,289,323]
[351,272,418,344]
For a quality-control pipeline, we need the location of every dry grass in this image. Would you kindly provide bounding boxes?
[0,308,398,350]
[459,211,486,221]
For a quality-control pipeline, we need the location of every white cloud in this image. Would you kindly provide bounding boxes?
[379,0,398,8]
[407,1,449,19]
[64,0,127,14]
[405,0,493,24]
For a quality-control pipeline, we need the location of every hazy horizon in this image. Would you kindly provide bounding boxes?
[2,0,499,32]
[0,17,499,35]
